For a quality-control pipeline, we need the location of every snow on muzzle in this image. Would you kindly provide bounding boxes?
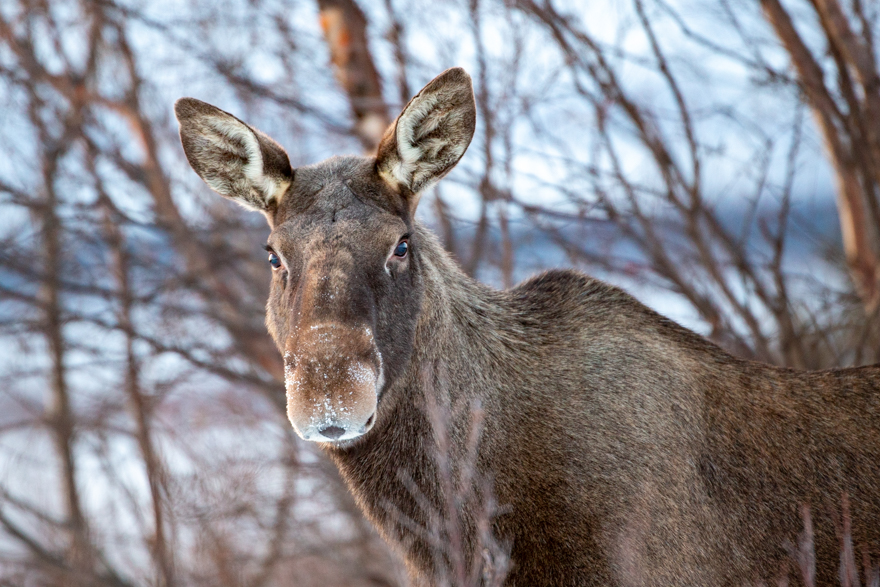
[284,323,382,442]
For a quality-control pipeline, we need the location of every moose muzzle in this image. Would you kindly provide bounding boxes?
[284,323,381,442]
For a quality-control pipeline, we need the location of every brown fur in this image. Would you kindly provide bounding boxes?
[176,69,880,586]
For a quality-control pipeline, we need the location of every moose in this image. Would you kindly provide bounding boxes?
[175,68,880,586]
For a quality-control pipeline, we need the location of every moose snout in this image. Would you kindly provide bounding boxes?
[284,323,382,443]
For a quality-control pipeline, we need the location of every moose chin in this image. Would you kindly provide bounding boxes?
[176,68,880,587]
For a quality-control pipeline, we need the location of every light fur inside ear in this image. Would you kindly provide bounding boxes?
[175,98,292,213]
[205,117,289,208]
[377,67,476,206]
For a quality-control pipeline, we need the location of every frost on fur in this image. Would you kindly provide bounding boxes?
[376,67,476,206]
[175,98,292,212]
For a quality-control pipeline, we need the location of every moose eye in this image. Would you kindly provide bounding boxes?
[393,240,409,258]
[268,252,283,270]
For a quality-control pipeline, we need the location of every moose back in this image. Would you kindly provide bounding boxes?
[175,68,880,586]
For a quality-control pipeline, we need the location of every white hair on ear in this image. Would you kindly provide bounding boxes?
[376,68,476,202]
[388,93,438,189]
[384,93,469,194]
[205,117,290,208]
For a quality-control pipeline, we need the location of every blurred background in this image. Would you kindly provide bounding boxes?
[0,0,879,584]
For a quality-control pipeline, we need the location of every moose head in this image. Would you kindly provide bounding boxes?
[175,68,476,444]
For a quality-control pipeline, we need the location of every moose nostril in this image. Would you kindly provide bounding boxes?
[365,414,375,427]
[319,425,346,439]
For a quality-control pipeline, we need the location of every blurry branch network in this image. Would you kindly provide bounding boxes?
[761,0,880,316]
[512,0,880,367]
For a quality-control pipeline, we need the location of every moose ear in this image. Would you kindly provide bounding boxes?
[376,67,476,209]
[174,98,293,213]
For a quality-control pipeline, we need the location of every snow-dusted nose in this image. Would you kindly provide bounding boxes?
[284,323,381,443]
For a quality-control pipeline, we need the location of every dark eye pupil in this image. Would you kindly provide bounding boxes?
[394,241,408,257]
[268,253,282,269]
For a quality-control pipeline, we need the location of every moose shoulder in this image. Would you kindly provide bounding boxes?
[175,68,880,586]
